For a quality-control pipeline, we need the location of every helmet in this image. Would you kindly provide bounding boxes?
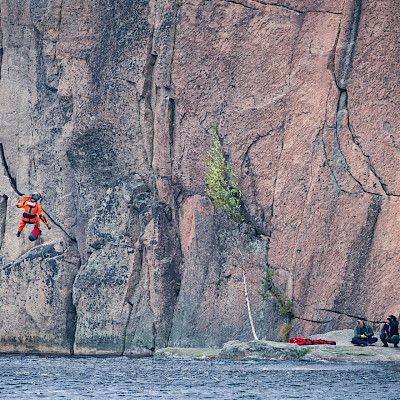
[30,193,42,202]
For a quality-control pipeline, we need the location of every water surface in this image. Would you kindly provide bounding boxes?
[0,355,399,399]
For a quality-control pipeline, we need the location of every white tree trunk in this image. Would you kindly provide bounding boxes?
[242,270,259,341]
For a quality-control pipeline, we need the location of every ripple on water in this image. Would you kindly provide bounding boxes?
[0,356,399,399]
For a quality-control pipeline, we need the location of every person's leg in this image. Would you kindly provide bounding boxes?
[351,337,360,345]
[368,337,378,345]
[34,216,41,230]
[380,332,388,346]
[17,220,26,234]
[351,337,368,346]
[391,335,399,348]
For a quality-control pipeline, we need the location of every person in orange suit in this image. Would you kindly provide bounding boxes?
[16,193,51,237]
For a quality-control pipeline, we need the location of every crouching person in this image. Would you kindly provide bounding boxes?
[351,320,378,346]
[380,315,399,348]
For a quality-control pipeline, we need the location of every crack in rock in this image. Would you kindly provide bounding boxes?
[333,90,374,195]
[270,12,305,220]
[0,194,7,250]
[66,290,77,355]
[329,0,391,196]
[0,143,24,196]
[41,206,78,243]
[221,0,343,14]
[320,127,354,195]
[141,45,157,169]
[169,2,180,88]
[221,0,258,10]
[1,143,77,242]
[345,103,400,197]
[338,0,363,89]
[332,194,381,315]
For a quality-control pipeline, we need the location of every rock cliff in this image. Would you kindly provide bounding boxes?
[0,0,399,355]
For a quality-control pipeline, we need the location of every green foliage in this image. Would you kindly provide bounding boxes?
[260,267,277,300]
[205,127,244,222]
[260,265,294,320]
[278,298,294,319]
[278,323,293,342]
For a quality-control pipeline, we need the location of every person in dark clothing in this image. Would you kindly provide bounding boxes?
[380,315,399,348]
[351,320,378,346]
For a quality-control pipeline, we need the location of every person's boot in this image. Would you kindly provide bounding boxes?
[383,343,388,347]
[16,231,21,237]
[394,344,398,348]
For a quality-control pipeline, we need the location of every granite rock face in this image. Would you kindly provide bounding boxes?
[0,241,80,354]
[0,0,399,354]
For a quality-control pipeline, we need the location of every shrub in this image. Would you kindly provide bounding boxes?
[205,127,244,222]
[260,265,294,320]
[278,298,294,319]
[278,323,293,342]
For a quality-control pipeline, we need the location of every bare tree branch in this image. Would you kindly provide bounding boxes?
[319,308,386,324]
[293,315,332,324]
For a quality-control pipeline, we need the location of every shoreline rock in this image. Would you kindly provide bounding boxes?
[155,330,400,363]
[1,329,400,363]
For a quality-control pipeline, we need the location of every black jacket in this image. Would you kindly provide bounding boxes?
[381,319,399,337]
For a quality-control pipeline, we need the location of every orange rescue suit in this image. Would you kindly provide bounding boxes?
[17,195,49,233]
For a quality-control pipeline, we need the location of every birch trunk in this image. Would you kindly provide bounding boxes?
[242,269,259,341]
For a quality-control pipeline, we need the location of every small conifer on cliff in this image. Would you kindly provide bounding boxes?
[205,127,243,222]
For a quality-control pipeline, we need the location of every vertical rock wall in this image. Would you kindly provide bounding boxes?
[0,0,399,354]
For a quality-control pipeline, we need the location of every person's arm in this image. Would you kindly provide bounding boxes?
[393,321,399,336]
[366,325,374,338]
[381,323,389,335]
[359,327,368,339]
[388,321,399,337]
[37,204,50,228]
[16,195,30,208]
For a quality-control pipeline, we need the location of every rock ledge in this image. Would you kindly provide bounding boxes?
[155,330,400,363]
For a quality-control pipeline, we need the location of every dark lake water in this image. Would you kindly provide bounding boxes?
[0,355,399,399]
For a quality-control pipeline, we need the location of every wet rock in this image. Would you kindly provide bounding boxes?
[155,347,220,360]
[220,340,310,360]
